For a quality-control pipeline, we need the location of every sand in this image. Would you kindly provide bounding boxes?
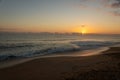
[0,47,120,80]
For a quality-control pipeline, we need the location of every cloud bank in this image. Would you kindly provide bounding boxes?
[108,0,120,16]
[78,0,120,16]
[110,0,120,8]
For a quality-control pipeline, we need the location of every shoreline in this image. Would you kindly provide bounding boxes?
[0,47,120,80]
[0,46,109,69]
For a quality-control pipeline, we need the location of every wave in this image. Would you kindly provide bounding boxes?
[71,41,118,50]
[0,43,38,49]
[0,41,119,61]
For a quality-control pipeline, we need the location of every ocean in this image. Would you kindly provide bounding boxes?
[0,33,120,61]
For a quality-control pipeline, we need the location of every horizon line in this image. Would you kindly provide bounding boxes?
[0,31,120,35]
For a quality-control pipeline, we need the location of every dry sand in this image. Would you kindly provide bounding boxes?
[0,47,120,80]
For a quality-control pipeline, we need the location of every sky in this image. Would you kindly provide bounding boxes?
[0,0,120,34]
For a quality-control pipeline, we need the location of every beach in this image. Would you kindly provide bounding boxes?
[0,0,120,80]
[0,47,120,80]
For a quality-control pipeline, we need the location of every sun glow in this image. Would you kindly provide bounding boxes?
[81,29,86,34]
[81,25,87,35]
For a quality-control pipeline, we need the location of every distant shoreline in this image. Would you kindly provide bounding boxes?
[0,32,120,35]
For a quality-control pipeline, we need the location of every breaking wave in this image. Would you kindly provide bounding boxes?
[0,40,119,61]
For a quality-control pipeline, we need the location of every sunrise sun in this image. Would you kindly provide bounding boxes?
[81,29,86,34]
[81,25,87,35]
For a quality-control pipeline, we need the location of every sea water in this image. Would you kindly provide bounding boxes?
[0,33,120,61]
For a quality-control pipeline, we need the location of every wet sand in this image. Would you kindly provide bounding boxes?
[0,47,120,80]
